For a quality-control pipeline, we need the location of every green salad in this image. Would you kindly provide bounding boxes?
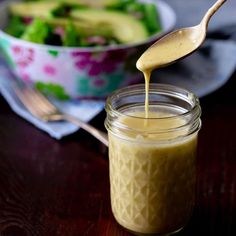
[5,0,162,47]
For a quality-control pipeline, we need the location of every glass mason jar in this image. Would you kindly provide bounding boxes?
[105,84,202,236]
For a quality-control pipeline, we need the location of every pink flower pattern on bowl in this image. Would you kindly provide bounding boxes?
[43,64,57,76]
[2,41,142,99]
[11,45,34,68]
[72,50,126,77]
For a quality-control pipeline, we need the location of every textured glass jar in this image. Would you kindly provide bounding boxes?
[105,84,202,236]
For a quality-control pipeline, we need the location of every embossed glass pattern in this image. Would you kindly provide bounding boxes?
[105,84,201,235]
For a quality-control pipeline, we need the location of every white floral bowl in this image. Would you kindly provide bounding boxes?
[0,0,176,99]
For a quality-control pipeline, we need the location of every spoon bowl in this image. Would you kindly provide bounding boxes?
[137,0,227,72]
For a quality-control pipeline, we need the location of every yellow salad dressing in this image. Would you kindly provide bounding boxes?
[109,110,197,234]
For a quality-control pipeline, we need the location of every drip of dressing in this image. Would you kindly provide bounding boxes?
[136,29,199,118]
[144,70,151,118]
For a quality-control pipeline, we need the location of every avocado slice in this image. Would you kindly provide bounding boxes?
[47,18,113,38]
[50,0,122,8]
[70,9,148,43]
[9,2,59,18]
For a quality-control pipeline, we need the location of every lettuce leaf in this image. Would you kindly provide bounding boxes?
[21,18,51,44]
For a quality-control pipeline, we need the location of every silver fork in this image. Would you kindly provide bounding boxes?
[13,83,109,147]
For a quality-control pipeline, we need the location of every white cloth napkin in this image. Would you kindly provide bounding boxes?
[0,63,104,139]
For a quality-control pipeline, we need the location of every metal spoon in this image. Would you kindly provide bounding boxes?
[136,0,227,72]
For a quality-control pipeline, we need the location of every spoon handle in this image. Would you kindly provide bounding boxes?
[201,0,226,27]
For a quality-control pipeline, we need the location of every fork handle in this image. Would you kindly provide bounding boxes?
[63,114,109,147]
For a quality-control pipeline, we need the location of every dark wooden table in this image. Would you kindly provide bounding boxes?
[0,70,236,236]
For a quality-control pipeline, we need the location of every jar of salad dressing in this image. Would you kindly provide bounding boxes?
[105,84,201,235]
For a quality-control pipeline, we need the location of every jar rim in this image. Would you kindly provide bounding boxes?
[105,83,200,121]
[105,83,202,142]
